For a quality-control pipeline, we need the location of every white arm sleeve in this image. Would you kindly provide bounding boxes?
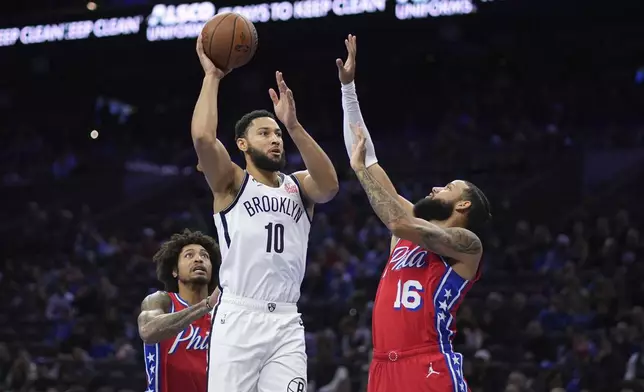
[341,81,378,168]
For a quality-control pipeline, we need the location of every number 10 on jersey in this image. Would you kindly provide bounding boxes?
[393,279,424,310]
[265,222,284,253]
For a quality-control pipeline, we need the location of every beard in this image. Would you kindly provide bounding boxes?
[413,197,455,222]
[179,275,209,286]
[247,145,286,172]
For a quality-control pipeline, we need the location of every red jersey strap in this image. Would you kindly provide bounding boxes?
[166,292,176,313]
[166,292,191,312]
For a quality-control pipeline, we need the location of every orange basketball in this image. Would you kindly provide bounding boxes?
[201,13,258,72]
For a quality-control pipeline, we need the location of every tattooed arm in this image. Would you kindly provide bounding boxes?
[353,167,482,261]
[348,123,482,264]
[137,291,215,344]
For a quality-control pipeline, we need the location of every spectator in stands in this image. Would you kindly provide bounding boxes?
[5,349,38,391]
[45,286,74,321]
[1,10,643,391]
[309,330,350,392]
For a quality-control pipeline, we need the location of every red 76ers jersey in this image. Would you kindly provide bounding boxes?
[372,238,479,353]
[143,292,211,392]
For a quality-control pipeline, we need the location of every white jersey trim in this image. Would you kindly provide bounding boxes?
[288,173,313,223]
[212,171,310,303]
[217,171,250,247]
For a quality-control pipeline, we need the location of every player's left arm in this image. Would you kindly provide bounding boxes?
[290,123,340,203]
[354,166,482,259]
[137,291,216,344]
[359,171,483,261]
[349,125,482,262]
[269,71,339,204]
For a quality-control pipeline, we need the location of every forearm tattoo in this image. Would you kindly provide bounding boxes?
[354,168,482,256]
[416,226,482,255]
[138,292,209,343]
[354,168,408,226]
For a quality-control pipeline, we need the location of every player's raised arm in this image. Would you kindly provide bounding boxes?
[349,125,482,262]
[336,34,413,213]
[191,33,241,195]
[269,71,339,203]
[138,289,219,344]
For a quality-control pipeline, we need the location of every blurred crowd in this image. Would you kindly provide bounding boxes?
[2,4,644,392]
[1,144,644,392]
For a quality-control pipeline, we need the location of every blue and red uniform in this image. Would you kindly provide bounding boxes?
[368,238,481,392]
[143,292,211,392]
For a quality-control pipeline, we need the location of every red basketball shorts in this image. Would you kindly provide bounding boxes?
[368,346,471,392]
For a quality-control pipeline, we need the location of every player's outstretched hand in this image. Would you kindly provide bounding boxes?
[349,123,367,171]
[336,34,357,85]
[269,71,299,129]
[196,33,227,79]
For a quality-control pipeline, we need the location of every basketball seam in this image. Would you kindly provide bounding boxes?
[208,13,233,69]
[240,16,258,62]
[225,15,239,70]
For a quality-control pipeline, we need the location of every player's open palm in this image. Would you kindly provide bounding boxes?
[196,33,226,79]
[349,123,367,170]
[269,71,299,129]
[336,34,357,85]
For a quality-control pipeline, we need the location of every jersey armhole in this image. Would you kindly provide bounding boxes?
[218,171,250,215]
[215,171,249,248]
[289,174,313,223]
[167,292,176,313]
[390,236,401,254]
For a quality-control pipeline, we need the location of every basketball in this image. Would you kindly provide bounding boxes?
[201,13,258,72]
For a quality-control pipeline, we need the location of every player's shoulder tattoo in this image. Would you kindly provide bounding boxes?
[443,227,482,255]
[141,291,172,313]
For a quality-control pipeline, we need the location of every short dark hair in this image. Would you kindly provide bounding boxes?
[462,181,492,239]
[234,110,275,139]
[152,229,221,293]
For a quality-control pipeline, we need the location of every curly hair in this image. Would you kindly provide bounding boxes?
[152,229,221,293]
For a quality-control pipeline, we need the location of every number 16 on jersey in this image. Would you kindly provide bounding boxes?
[393,279,424,310]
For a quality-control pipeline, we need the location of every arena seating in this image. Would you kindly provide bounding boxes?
[2,4,644,390]
[1,125,643,391]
